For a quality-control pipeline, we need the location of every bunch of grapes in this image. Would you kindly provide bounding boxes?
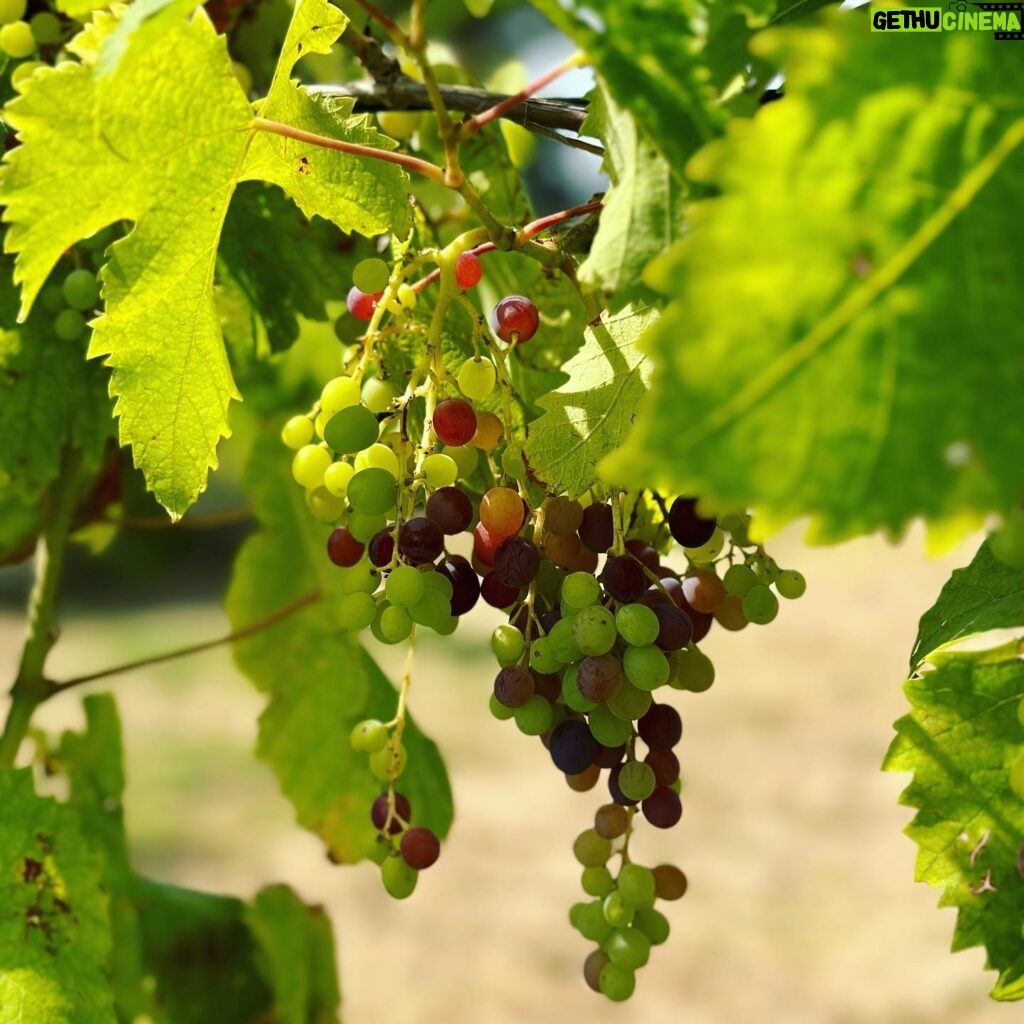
[281,249,806,999]
[0,0,67,81]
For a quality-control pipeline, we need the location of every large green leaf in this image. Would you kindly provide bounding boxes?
[525,305,658,498]
[0,768,115,1024]
[1,0,409,518]
[605,15,1024,542]
[912,541,1024,671]
[884,641,1024,1000]
[226,436,453,863]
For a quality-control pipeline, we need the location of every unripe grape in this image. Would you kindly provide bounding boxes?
[457,356,496,400]
[377,109,421,140]
[306,487,344,522]
[606,929,650,972]
[514,694,553,736]
[634,907,671,945]
[397,283,417,309]
[684,527,726,562]
[62,268,100,311]
[492,294,539,344]
[742,584,779,625]
[386,564,426,608]
[338,591,376,629]
[362,377,399,414]
[562,571,600,610]
[28,11,60,44]
[573,828,611,867]
[381,854,418,899]
[775,569,807,599]
[0,20,34,58]
[347,467,397,515]
[455,251,483,290]
[444,444,478,477]
[353,257,390,294]
[350,718,388,753]
[479,486,525,537]
[323,404,379,454]
[356,442,400,479]
[378,604,414,644]
[617,760,656,802]
[422,452,458,488]
[347,286,380,321]
[723,562,759,597]
[320,376,361,415]
[323,460,355,497]
[280,415,313,449]
[292,444,331,489]
[491,623,525,664]
[54,308,86,341]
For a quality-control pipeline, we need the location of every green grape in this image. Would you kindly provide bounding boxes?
[617,863,656,906]
[576,900,613,943]
[421,571,453,599]
[11,58,43,89]
[338,591,377,630]
[775,569,806,599]
[369,741,406,780]
[62,269,100,311]
[280,415,313,449]
[321,376,361,415]
[350,718,388,753]
[548,616,581,664]
[381,854,418,899]
[362,377,398,414]
[607,680,652,722]
[615,603,659,647]
[39,284,65,313]
[457,357,496,401]
[348,512,388,543]
[573,828,611,867]
[742,584,779,625]
[684,527,725,563]
[633,907,670,945]
[723,563,759,597]
[606,928,651,970]
[582,865,615,897]
[530,637,562,674]
[514,694,553,736]
[502,444,526,480]
[617,761,656,802]
[562,571,599,610]
[306,486,345,522]
[623,645,670,691]
[422,452,458,488]
[323,461,355,497]
[314,410,331,439]
[356,442,401,479]
[378,604,413,644]
[0,0,26,24]
[353,257,390,294]
[28,11,60,43]
[323,404,379,453]
[377,109,422,140]
[292,444,332,489]
[572,605,617,657]
[410,590,450,629]
[562,666,597,713]
[489,693,516,720]
[669,646,715,693]
[386,564,426,608]
[54,308,86,341]
[491,623,525,664]
[587,703,632,747]
[598,962,635,1002]
[346,467,397,514]
[0,20,34,57]
[444,445,478,478]
[602,891,635,927]
[1010,757,1024,799]
[337,561,379,595]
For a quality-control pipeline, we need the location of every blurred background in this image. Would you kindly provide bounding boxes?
[1,1,1017,1021]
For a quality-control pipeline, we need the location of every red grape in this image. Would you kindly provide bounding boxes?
[682,569,726,613]
[667,497,716,548]
[652,864,688,900]
[438,556,480,615]
[425,486,473,534]
[578,504,614,553]
[327,527,364,568]
[577,655,624,703]
[480,571,520,609]
[642,786,682,828]
[368,529,395,567]
[479,486,525,537]
[398,517,444,564]
[600,555,648,603]
[347,286,381,322]
[371,791,411,834]
[492,295,539,344]
[493,536,540,588]
[644,749,680,787]
[638,703,682,750]
[455,251,483,290]
[432,398,477,446]
[400,826,440,869]
[494,665,535,707]
[473,522,503,567]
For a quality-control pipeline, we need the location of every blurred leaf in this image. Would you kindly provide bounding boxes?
[0,768,115,1024]
[605,15,1024,542]
[884,640,1024,1000]
[227,435,453,863]
[525,305,657,498]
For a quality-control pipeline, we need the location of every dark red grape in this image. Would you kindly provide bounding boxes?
[600,555,648,603]
[368,529,395,567]
[652,604,693,651]
[438,555,479,615]
[608,764,639,806]
[638,703,682,751]
[400,826,440,869]
[690,609,713,643]
[667,497,716,548]
[494,666,535,708]
[455,251,483,290]
[549,719,598,774]
[426,486,473,534]
[577,655,624,703]
[583,950,609,993]
[625,539,660,574]
[398,517,444,565]
[533,672,561,703]
[645,749,680,787]
[642,786,682,828]
[492,295,539,344]
[481,571,521,609]
[371,791,411,834]
[347,286,381,322]
[432,398,477,446]
[593,743,626,769]
[545,497,584,536]
[538,609,562,634]
[578,504,614,553]
[493,536,540,588]
[566,764,601,792]
[652,864,688,900]
[327,527,364,568]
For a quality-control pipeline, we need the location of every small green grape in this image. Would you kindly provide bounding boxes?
[292,444,331,489]
[615,603,659,647]
[598,962,636,1002]
[337,561,379,595]
[338,591,376,630]
[397,283,417,309]
[622,645,669,691]
[323,461,355,497]
[742,584,779,625]
[39,284,65,313]
[324,404,380,454]
[348,511,388,543]
[62,268,100,311]
[562,572,600,610]
[386,565,426,609]
[369,740,406,780]
[775,569,806,599]
[587,703,632,747]
[0,19,34,58]
[1010,757,1024,799]
[346,467,397,515]
[548,617,581,664]
[530,637,562,674]
[572,605,617,657]
[617,761,656,802]
[491,623,525,664]
[306,486,345,522]
[353,257,390,294]
[381,854,418,899]
[617,863,656,906]
[350,718,388,753]
[379,604,413,644]
[281,415,314,449]
[457,357,496,401]
[320,376,362,416]
[576,900,613,943]
[489,693,516,720]
[444,445,478,478]
[633,907,670,945]
[606,928,651,970]
[410,590,451,630]
[422,452,458,488]
[514,694,552,736]
[362,377,398,414]
[355,442,401,479]
[562,665,597,713]
[54,308,86,341]
[573,828,611,867]
[723,563,759,597]
[669,646,715,693]
[581,865,614,897]
[601,890,635,927]
[28,11,60,44]
[607,680,652,722]
[0,0,27,25]
[377,109,422,140]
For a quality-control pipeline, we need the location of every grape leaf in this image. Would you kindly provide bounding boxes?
[0,260,113,501]
[0,768,115,1024]
[883,641,1024,1000]
[1,0,409,518]
[524,305,658,498]
[226,436,453,863]
[912,541,1024,671]
[578,85,687,311]
[604,15,1024,542]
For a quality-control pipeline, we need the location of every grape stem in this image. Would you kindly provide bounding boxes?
[384,629,417,835]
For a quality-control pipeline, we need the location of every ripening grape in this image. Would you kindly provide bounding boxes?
[292,444,332,489]
[327,527,364,568]
[457,356,496,400]
[346,468,397,515]
[54,308,86,341]
[381,854,418,899]
[426,486,473,534]
[350,719,388,753]
[667,497,716,548]
[421,452,458,488]
[0,0,27,24]
[573,828,611,867]
[281,415,313,449]
[562,666,597,712]
[653,864,688,901]
[583,950,609,993]
[714,594,748,631]
[62,269,100,311]
[578,504,614,553]
[321,376,361,415]
[455,251,483,290]
[323,404,379,454]
[0,20,34,58]
[594,803,629,840]
[544,531,581,568]
[642,786,682,829]
[386,564,426,608]
[347,286,381,321]
[682,570,726,613]
[494,665,535,708]
[470,411,504,451]
[493,536,540,587]
[399,517,444,564]
[546,497,584,536]
[29,11,61,44]
[669,646,715,693]
[353,257,390,294]
[432,398,477,447]
[492,294,539,344]
[775,569,807,599]
[362,377,399,414]
[742,585,779,625]
[566,764,601,793]
[479,486,525,537]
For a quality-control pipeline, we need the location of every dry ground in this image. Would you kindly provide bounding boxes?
[2,526,1017,1024]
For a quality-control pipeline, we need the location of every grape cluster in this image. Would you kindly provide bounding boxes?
[283,251,805,998]
[0,0,66,78]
